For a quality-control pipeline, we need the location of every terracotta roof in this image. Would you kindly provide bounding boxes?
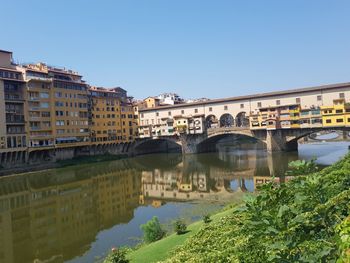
[139,82,350,112]
[0,49,12,54]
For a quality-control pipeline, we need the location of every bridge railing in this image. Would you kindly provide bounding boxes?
[207,126,250,136]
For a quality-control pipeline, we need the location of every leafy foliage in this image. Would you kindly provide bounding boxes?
[173,219,187,235]
[285,158,319,176]
[164,154,350,263]
[104,247,129,263]
[140,216,166,243]
[203,214,211,224]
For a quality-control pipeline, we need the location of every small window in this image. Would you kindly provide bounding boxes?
[194,109,198,113]
[276,100,280,105]
[168,111,171,116]
[296,98,301,103]
[339,93,345,99]
[224,105,228,110]
[240,104,244,109]
[181,110,184,114]
[336,118,344,123]
[141,113,144,118]
[317,95,322,101]
[156,112,159,116]
[209,107,212,112]
[326,119,331,124]
[257,102,262,108]
[336,109,343,113]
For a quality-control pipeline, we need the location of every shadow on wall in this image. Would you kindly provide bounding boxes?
[134,139,182,156]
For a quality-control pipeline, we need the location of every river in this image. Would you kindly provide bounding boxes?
[0,141,349,263]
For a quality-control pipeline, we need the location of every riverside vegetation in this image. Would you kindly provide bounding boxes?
[104,155,350,263]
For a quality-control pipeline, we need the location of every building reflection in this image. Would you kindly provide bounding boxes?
[0,161,141,263]
[0,148,298,263]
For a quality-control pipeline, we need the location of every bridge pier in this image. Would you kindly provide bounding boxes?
[266,130,298,152]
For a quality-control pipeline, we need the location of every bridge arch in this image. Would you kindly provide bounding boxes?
[219,113,234,127]
[134,138,182,155]
[235,112,249,127]
[197,131,266,153]
[205,114,219,128]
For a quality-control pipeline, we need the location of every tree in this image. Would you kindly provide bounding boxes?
[140,216,165,243]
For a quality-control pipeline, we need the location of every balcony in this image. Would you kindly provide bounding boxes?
[6,115,25,124]
[4,94,24,102]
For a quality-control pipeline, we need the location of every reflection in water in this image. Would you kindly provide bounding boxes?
[0,141,349,263]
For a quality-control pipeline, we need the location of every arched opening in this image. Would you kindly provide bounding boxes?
[219,114,234,127]
[205,115,219,128]
[235,112,249,127]
[197,133,265,153]
[134,139,182,156]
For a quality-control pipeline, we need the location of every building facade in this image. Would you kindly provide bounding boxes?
[139,83,350,137]
[0,50,137,168]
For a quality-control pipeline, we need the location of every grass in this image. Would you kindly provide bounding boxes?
[127,207,235,263]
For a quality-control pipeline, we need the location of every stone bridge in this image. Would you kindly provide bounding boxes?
[133,126,350,155]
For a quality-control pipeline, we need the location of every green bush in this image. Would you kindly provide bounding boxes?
[285,158,318,176]
[140,216,166,243]
[173,219,187,235]
[164,154,350,262]
[104,247,129,263]
[203,214,211,223]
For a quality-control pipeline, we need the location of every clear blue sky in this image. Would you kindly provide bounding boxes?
[2,0,350,99]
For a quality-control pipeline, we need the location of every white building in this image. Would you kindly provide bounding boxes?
[157,93,184,105]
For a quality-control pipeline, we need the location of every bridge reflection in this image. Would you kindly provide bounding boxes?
[0,149,297,263]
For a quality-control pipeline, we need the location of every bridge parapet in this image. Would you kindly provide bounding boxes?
[207,126,253,139]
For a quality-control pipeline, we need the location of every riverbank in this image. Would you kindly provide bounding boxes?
[103,153,350,263]
[104,205,238,263]
[0,153,128,176]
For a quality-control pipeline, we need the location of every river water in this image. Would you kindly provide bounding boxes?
[0,141,349,263]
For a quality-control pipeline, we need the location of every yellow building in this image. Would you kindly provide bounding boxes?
[120,100,137,142]
[90,87,122,144]
[49,66,90,147]
[321,99,350,127]
[90,86,137,144]
[143,97,160,108]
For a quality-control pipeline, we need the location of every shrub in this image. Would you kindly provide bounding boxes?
[104,247,129,263]
[140,216,165,243]
[285,158,318,176]
[173,219,187,235]
[203,214,211,223]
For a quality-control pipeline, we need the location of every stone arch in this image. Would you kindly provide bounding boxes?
[134,138,182,156]
[235,112,249,127]
[219,113,234,127]
[205,114,219,128]
[197,132,265,153]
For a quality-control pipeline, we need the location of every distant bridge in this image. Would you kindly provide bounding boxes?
[133,126,350,154]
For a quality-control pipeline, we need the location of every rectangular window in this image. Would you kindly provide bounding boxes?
[326,119,331,124]
[181,110,185,114]
[194,109,198,113]
[168,111,171,116]
[40,102,49,108]
[276,100,280,105]
[296,98,301,103]
[317,95,322,101]
[209,107,212,112]
[339,93,345,99]
[257,102,262,108]
[156,112,159,116]
[336,118,344,123]
[224,105,228,110]
[336,109,343,113]
[240,104,244,109]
